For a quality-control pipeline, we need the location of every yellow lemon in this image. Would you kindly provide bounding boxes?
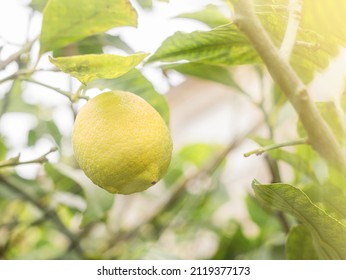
[72,91,173,195]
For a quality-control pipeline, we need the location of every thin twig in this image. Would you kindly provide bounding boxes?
[0,36,38,70]
[244,138,307,157]
[0,147,58,169]
[21,78,89,102]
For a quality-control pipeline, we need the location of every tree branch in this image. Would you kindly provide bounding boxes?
[0,175,85,258]
[232,0,346,173]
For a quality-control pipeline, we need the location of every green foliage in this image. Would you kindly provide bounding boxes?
[49,53,148,84]
[53,34,134,57]
[136,0,153,9]
[88,69,170,123]
[286,225,319,260]
[1,0,346,261]
[253,181,346,259]
[29,0,48,12]
[147,23,259,65]
[301,0,346,47]
[175,4,230,28]
[40,0,137,53]
[164,63,237,88]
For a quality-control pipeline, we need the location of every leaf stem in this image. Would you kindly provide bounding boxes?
[232,0,346,173]
[244,138,307,157]
[0,147,58,169]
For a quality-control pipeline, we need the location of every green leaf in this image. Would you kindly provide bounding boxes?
[316,102,345,145]
[176,4,230,28]
[80,179,114,227]
[164,62,237,87]
[245,195,280,232]
[45,163,79,193]
[255,2,338,83]
[49,53,148,84]
[179,143,222,167]
[297,102,345,145]
[286,225,319,260]
[253,181,346,259]
[136,0,152,9]
[87,69,170,124]
[147,23,259,65]
[301,0,346,47]
[46,163,114,227]
[40,0,137,53]
[0,137,7,160]
[164,143,223,187]
[30,0,48,11]
[53,34,134,57]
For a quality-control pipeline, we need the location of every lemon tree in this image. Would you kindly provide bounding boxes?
[2,0,346,261]
[73,91,172,195]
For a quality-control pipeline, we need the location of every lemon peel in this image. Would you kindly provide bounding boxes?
[72,90,173,195]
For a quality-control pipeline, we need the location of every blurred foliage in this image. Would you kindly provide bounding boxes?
[1,0,346,260]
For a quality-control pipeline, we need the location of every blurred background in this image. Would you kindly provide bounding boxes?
[1,0,346,260]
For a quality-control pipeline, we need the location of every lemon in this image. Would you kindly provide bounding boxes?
[72,90,173,195]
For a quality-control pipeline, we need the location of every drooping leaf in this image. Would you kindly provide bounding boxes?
[47,163,114,227]
[30,0,48,12]
[87,68,169,123]
[136,0,153,9]
[49,53,148,84]
[80,179,114,227]
[53,34,134,57]
[253,181,346,259]
[164,62,237,87]
[286,225,319,260]
[176,4,230,28]
[40,0,137,53]
[245,195,280,234]
[147,23,259,66]
[53,36,103,57]
[45,163,79,193]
